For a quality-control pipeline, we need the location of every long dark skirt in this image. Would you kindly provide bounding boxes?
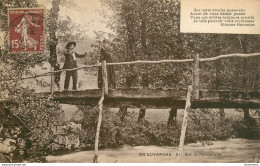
[98,66,116,89]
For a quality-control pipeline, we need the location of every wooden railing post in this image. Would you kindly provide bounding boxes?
[192,54,199,99]
[101,60,108,95]
[50,66,54,95]
[215,59,221,90]
[93,60,109,162]
[215,60,225,123]
[178,85,192,162]
[93,87,105,163]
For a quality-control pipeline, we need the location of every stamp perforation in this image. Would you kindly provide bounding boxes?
[8,7,46,54]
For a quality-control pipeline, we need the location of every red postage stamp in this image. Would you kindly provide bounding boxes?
[8,8,44,53]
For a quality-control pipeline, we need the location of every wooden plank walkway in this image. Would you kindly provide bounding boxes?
[42,88,260,109]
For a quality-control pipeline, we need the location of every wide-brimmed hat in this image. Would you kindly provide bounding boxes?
[66,41,76,49]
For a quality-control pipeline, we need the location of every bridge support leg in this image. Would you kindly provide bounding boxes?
[192,54,199,100]
[117,106,128,122]
[101,60,108,95]
[138,109,146,124]
[178,86,192,162]
[167,107,178,127]
[243,108,250,120]
[50,66,54,95]
[93,91,105,163]
[219,108,225,125]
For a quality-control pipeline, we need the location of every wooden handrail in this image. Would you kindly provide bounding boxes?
[200,53,260,62]
[41,52,260,73]
[1,53,259,82]
[106,53,260,65]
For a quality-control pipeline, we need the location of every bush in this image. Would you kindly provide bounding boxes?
[232,117,260,139]
[186,109,234,144]
[79,107,239,148]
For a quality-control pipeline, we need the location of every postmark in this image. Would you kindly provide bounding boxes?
[8,8,44,53]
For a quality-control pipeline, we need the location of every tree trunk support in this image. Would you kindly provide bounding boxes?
[138,108,146,123]
[93,85,105,163]
[93,59,109,162]
[243,108,249,121]
[117,106,128,122]
[50,66,54,95]
[101,60,108,95]
[219,108,225,125]
[167,107,178,127]
[192,54,199,100]
[178,86,192,162]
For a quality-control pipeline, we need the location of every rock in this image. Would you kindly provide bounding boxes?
[0,90,9,101]
[10,127,22,138]
[71,110,84,123]
[48,120,54,127]
[0,143,11,154]
[3,138,16,145]
[18,149,25,156]
[17,138,26,149]
[65,134,80,150]
[80,143,86,149]
[54,135,66,145]
[0,153,11,163]
[51,126,67,135]
[0,139,16,153]
[3,129,11,138]
[10,128,16,135]
[12,134,18,139]
[86,143,93,149]
[23,156,46,163]
[27,146,37,155]
[67,122,81,134]
[61,105,78,122]
[56,126,67,135]
[42,120,48,127]
[48,143,62,151]
[14,127,21,133]
[0,123,3,133]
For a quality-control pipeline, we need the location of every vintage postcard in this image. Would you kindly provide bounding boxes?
[0,0,259,164]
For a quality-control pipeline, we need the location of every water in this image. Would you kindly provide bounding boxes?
[46,138,260,163]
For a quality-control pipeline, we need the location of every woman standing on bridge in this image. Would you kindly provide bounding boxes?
[63,41,87,91]
[98,45,116,89]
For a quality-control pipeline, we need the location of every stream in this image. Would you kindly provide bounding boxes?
[46,138,260,163]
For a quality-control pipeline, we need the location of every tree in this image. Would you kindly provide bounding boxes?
[48,0,61,88]
[99,0,259,91]
[0,0,88,161]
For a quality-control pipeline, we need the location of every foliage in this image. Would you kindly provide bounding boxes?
[90,0,260,90]
[0,0,85,161]
[232,117,260,139]
[186,109,234,144]
[79,107,239,148]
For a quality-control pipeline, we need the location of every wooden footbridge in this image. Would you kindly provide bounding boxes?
[48,88,260,109]
[44,53,260,109]
[7,52,260,162]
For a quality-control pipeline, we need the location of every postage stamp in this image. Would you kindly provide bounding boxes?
[8,8,44,53]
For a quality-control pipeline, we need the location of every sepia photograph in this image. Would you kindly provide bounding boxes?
[0,0,259,164]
